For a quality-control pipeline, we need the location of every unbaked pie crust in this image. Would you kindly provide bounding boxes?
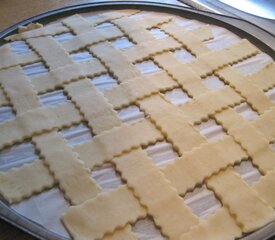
[0,9,275,240]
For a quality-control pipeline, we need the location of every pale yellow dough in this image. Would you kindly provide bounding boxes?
[216,66,274,114]
[0,44,39,70]
[73,118,163,169]
[139,94,206,154]
[65,79,122,135]
[186,39,258,77]
[112,16,170,43]
[253,168,275,208]
[27,36,74,69]
[0,88,8,106]
[62,14,97,35]
[215,108,275,173]
[249,63,275,91]
[0,160,54,203]
[207,168,275,232]
[0,66,40,113]
[123,36,181,63]
[31,60,106,93]
[0,102,82,149]
[104,71,177,108]
[62,186,146,240]
[6,24,68,41]
[90,42,140,82]
[161,22,211,56]
[162,136,247,195]
[180,207,242,240]
[252,106,275,142]
[62,25,123,52]
[33,131,101,205]
[103,225,137,240]
[113,148,199,239]
[180,86,243,123]
[0,9,274,240]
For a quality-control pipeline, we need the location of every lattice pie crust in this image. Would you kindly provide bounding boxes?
[0,9,275,240]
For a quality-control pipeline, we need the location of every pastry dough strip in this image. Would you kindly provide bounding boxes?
[215,108,275,173]
[25,30,123,203]
[113,148,199,239]
[0,44,39,70]
[179,86,243,124]
[90,42,140,83]
[73,118,163,169]
[0,80,135,240]
[0,64,103,205]
[0,88,8,106]
[252,107,275,142]
[180,207,242,240]
[112,16,171,43]
[0,52,135,238]
[206,167,275,233]
[117,14,171,29]
[0,61,135,240]
[61,14,96,35]
[18,23,43,33]
[0,160,54,204]
[153,52,209,97]
[31,60,106,93]
[6,24,69,41]
[104,71,177,109]
[5,10,138,41]
[62,185,146,240]
[160,22,211,56]
[187,25,214,42]
[154,40,258,98]
[138,94,206,155]
[61,26,123,52]
[123,36,181,63]
[0,107,97,206]
[186,39,258,77]
[1,67,115,204]
[0,67,48,202]
[216,66,273,114]
[0,132,97,206]
[65,79,122,135]
[249,63,275,91]
[27,36,74,69]
[2,14,160,239]
[162,136,247,195]
[33,131,100,205]
[86,9,140,26]
[103,225,137,240]
[0,66,40,114]
[253,168,275,208]
[0,102,82,150]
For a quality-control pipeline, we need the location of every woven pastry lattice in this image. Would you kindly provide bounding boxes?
[0,9,275,240]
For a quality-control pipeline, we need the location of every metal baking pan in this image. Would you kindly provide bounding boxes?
[0,2,274,240]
